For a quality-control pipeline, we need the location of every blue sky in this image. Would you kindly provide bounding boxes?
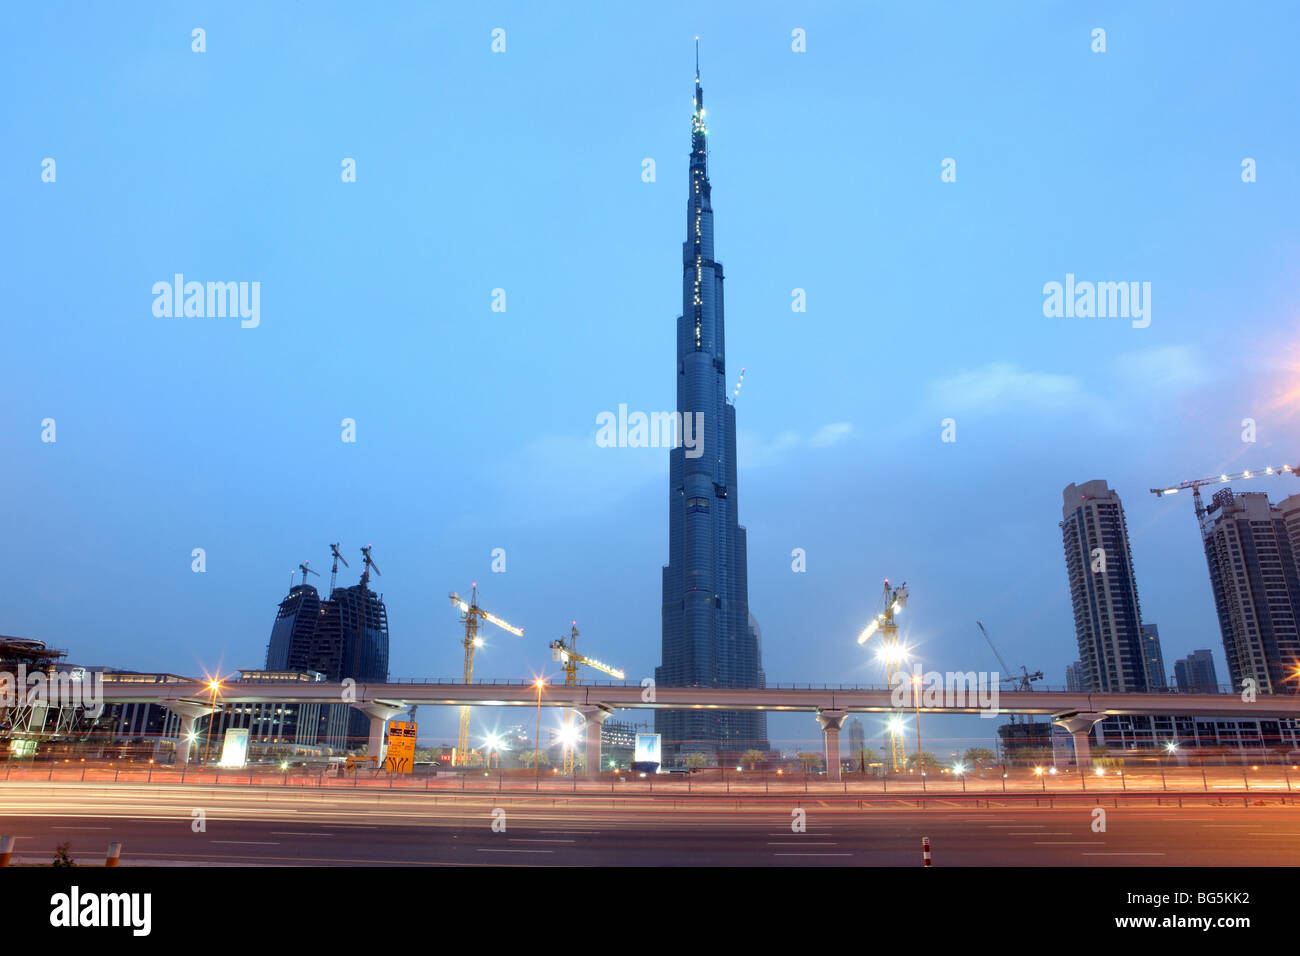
[3,2,1299,755]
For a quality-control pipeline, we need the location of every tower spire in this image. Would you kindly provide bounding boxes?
[695,36,700,82]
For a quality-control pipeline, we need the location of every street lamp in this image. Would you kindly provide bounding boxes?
[203,678,222,766]
[533,678,545,779]
[911,671,923,774]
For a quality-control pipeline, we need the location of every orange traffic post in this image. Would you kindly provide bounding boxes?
[105,842,121,867]
[0,835,13,867]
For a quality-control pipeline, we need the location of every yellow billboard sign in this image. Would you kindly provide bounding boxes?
[385,721,417,774]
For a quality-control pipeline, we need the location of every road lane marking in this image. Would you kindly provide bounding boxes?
[271,832,333,837]
[767,842,838,846]
[1034,841,1097,845]
[477,848,553,854]
[773,852,852,857]
[51,826,112,830]
[211,840,280,845]
[509,838,575,843]
[1082,852,1165,856]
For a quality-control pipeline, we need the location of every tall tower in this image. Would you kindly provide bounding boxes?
[1060,480,1149,692]
[656,49,768,760]
[1202,489,1300,694]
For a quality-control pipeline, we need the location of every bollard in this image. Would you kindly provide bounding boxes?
[105,842,121,867]
[0,835,14,867]
[921,836,932,867]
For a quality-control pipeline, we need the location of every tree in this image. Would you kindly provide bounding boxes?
[520,750,550,768]
[684,752,707,769]
[906,751,939,770]
[963,747,996,771]
[797,752,824,772]
[740,749,763,770]
[857,747,880,772]
[53,842,75,867]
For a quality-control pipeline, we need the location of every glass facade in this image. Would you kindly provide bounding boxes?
[656,63,768,760]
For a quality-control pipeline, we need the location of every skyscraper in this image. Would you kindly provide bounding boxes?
[1060,480,1149,692]
[656,54,768,759]
[1202,489,1300,694]
[266,584,322,672]
[262,553,391,747]
[1140,623,1167,689]
[1174,650,1220,694]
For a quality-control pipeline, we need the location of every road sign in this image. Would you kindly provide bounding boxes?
[385,720,417,774]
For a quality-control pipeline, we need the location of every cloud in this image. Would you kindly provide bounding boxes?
[1110,345,1213,391]
[926,362,1089,414]
[738,421,855,466]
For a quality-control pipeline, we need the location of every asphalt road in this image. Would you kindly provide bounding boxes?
[2,781,1298,865]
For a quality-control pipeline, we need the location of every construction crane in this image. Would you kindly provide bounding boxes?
[449,585,523,767]
[549,623,625,686]
[856,579,909,772]
[328,543,349,593]
[550,623,625,773]
[1150,463,1299,532]
[359,545,380,589]
[297,562,319,586]
[975,622,1042,725]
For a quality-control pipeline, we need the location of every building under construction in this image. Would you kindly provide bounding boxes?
[0,635,100,759]
[263,547,390,748]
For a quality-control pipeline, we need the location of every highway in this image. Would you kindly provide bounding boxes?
[2,781,1298,866]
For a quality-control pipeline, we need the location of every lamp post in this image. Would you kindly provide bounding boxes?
[533,678,544,782]
[912,671,923,775]
[203,678,221,766]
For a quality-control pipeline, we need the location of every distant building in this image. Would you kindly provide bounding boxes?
[1140,624,1167,689]
[1065,661,1084,693]
[1061,480,1150,691]
[1174,650,1220,694]
[266,585,323,672]
[1202,489,1300,694]
[262,554,391,748]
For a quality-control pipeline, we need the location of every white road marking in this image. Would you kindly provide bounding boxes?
[211,840,280,845]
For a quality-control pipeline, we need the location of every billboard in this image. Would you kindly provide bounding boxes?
[218,728,250,768]
[632,733,661,772]
[385,720,417,774]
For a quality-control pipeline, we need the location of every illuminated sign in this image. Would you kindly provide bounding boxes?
[385,721,417,774]
[218,728,250,768]
[633,733,661,771]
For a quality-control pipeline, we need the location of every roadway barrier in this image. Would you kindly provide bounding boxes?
[0,835,12,867]
[105,842,121,867]
[921,836,931,867]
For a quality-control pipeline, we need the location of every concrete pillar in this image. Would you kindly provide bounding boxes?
[160,699,217,766]
[816,709,848,782]
[1052,711,1105,770]
[177,715,196,766]
[352,701,408,766]
[579,705,612,777]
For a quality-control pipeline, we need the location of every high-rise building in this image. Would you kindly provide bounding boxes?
[1174,650,1220,694]
[1201,489,1300,694]
[1065,661,1084,693]
[1140,623,1167,689]
[1060,480,1150,692]
[656,55,768,759]
[261,559,391,749]
[266,584,322,672]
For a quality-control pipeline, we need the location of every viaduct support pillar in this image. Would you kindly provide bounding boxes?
[1052,712,1106,769]
[160,699,217,766]
[579,705,612,777]
[353,702,408,766]
[816,708,847,782]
